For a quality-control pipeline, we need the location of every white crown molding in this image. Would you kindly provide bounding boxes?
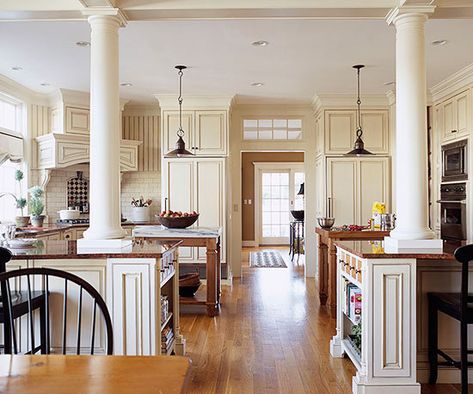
[154,94,235,110]
[430,63,473,103]
[311,93,389,110]
[386,5,436,25]
[81,7,128,26]
[0,73,50,105]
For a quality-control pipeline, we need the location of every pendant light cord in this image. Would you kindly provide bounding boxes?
[356,66,362,138]
[177,68,184,137]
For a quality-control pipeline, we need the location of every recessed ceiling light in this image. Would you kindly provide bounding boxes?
[40,83,50,87]
[76,41,91,47]
[11,66,23,71]
[251,82,264,87]
[384,81,395,86]
[120,82,133,87]
[432,40,448,46]
[251,40,269,47]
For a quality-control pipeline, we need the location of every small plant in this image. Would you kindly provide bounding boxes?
[131,196,152,207]
[28,186,45,217]
[0,169,27,216]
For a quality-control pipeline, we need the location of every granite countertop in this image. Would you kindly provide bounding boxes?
[133,226,222,238]
[315,227,390,238]
[3,239,182,260]
[15,221,164,236]
[334,240,456,261]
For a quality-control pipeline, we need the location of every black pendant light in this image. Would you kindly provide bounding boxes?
[345,65,373,156]
[165,65,194,158]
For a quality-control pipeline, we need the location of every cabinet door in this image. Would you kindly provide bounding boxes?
[194,111,227,156]
[65,106,89,135]
[360,110,389,154]
[325,111,356,154]
[327,158,357,226]
[195,159,225,260]
[315,157,325,217]
[456,90,468,135]
[442,98,455,140]
[163,159,195,260]
[315,115,324,157]
[162,111,194,154]
[358,158,390,226]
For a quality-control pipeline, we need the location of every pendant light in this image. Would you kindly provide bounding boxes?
[345,65,373,156]
[165,65,194,158]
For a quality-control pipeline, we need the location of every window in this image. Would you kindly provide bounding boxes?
[243,118,302,140]
[0,160,25,222]
[0,93,21,134]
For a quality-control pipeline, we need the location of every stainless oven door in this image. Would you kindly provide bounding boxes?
[442,140,467,182]
[440,201,466,241]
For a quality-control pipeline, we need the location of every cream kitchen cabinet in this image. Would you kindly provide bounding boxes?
[65,106,90,135]
[326,157,390,226]
[324,109,389,155]
[162,158,226,264]
[35,133,141,171]
[162,110,228,156]
[439,89,469,141]
[315,114,324,157]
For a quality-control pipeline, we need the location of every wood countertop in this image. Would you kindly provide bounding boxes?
[315,227,390,239]
[4,239,181,260]
[334,240,456,261]
[0,354,191,394]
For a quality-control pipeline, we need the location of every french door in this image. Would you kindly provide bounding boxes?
[255,163,304,245]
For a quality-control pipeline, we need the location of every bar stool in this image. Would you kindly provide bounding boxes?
[428,244,473,394]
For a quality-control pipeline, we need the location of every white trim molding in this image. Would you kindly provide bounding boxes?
[430,63,473,103]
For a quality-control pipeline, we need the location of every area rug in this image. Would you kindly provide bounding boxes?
[249,250,287,268]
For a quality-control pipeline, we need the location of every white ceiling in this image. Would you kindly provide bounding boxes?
[0,18,472,104]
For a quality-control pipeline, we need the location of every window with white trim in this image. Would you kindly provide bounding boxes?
[0,93,21,134]
[243,118,302,140]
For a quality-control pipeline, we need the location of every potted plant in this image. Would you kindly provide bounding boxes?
[0,169,29,227]
[29,186,45,227]
[130,196,152,223]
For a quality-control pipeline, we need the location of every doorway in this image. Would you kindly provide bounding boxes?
[254,163,304,245]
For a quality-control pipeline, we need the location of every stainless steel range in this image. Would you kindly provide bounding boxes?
[437,182,467,243]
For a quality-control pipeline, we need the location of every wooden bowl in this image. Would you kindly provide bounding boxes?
[179,273,201,297]
[156,214,199,229]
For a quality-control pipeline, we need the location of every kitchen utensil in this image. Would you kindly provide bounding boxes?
[156,214,199,229]
[290,210,304,221]
[317,217,335,229]
[58,209,80,220]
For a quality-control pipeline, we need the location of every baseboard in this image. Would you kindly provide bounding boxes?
[242,241,258,247]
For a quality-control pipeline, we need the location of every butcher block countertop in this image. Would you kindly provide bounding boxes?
[315,227,390,239]
[334,240,456,261]
[3,239,181,260]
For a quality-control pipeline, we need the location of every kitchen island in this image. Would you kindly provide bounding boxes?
[133,226,222,316]
[5,239,185,356]
[330,240,468,393]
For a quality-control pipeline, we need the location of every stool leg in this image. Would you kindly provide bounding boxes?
[461,321,468,394]
[428,297,438,384]
[40,304,47,354]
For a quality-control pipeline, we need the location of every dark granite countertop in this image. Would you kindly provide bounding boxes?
[334,240,456,261]
[3,239,181,260]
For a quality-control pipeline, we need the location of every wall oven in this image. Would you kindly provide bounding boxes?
[442,139,468,182]
[437,182,467,243]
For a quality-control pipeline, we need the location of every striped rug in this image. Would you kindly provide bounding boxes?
[249,250,287,268]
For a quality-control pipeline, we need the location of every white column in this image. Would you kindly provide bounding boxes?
[83,15,125,240]
[387,10,437,244]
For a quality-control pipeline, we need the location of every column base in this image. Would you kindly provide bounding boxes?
[77,237,133,251]
[384,236,443,253]
[352,379,420,394]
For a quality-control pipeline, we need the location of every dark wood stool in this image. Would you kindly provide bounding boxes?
[428,244,473,394]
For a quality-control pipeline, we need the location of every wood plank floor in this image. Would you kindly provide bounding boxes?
[180,247,467,393]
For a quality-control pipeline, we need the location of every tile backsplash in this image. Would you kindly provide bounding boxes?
[42,165,161,224]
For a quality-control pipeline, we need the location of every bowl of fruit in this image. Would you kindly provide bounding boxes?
[156,210,199,229]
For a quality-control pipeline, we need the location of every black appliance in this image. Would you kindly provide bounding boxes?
[442,139,468,182]
[437,182,467,243]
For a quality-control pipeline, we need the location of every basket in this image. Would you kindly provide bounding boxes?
[156,214,199,229]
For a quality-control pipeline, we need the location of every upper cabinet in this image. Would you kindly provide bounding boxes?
[162,110,228,156]
[323,109,389,155]
[50,89,91,136]
[438,90,470,142]
[65,106,90,135]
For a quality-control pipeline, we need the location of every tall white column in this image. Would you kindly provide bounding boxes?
[83,15,125,240]
[388,10,436,243]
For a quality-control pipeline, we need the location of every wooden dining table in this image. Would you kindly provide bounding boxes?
[0,355,191,393]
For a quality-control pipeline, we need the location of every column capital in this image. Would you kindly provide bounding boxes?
[82,7,127,27]
[386,5,435,26]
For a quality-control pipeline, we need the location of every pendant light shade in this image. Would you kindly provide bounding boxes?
[345,65,373,156]
[165,65,194,158]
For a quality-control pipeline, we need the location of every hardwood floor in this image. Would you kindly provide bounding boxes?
[180,247,468,393]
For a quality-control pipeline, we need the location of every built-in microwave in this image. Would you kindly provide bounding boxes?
[442,139,468,182]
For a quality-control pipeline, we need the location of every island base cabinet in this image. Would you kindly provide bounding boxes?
[330,249,420,394]
[106,254,184,356]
